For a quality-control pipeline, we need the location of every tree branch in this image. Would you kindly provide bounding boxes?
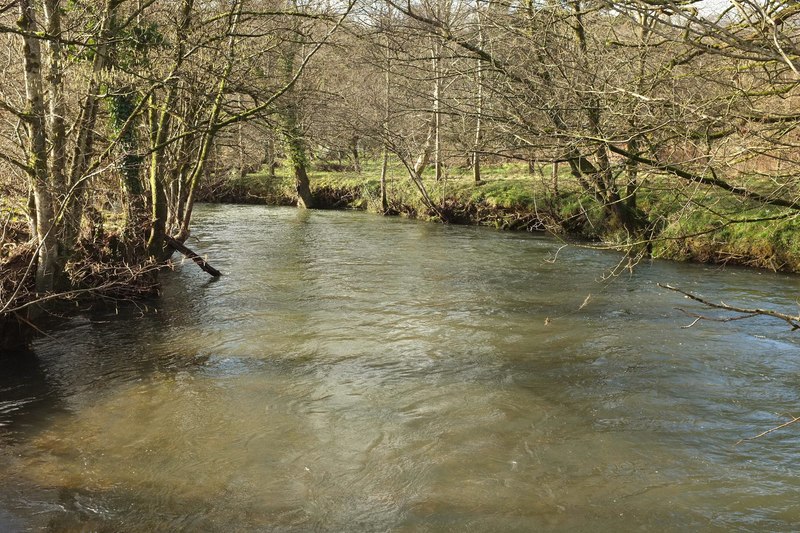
[608,144,800,210]
[659,283,800,330]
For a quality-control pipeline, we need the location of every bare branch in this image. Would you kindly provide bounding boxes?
[660,283,800,330]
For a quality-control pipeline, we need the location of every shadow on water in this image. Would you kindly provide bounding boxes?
[0,305,231,531]
[0,349,68,531]
[0,348,65,444]
[0,292,223,443]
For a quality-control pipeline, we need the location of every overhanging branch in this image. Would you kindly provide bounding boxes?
[608,144,800,210]
[660,283,800,330]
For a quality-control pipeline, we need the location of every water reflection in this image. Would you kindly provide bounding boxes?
[1,205,799,531]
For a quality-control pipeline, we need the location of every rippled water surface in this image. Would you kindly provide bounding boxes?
[2,205,800,531]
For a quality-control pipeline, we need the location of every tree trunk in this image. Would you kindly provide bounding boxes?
[179,0,242,240]
[569,0,640,236]
[276,109,314,208]
[43,0,66,196]
[278,14,314,210]
[294,162,313,209]
[551,161,559,197]
[279,103,314,208]
[433,43,442,182]
[18,0,59,293]
[626,137,639,211]
[265,134,276,178]
[380,12,391,214]
[473,1,483,184]
[413,116,435,177]
[110,89,146,246]
[350,136,361,172]
[147,94,171,257]
[380,149,389,214]
[63,0,114,253]
[147,0,193,257]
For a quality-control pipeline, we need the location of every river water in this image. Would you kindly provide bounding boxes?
[1,205,800,531]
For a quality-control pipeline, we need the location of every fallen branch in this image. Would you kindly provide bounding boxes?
[165,236,222,277]
[736,415,800,445]
[659,283,800,330]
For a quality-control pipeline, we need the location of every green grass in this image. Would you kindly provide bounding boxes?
[309,159,579,211]
[653,198,800,271]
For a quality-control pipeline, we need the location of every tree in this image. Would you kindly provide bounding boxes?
[0,0,353,326]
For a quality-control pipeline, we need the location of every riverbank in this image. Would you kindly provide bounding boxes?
[198,161,800,273]
[0,213,161,352]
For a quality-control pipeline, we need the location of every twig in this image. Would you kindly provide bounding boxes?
[545,243,568,264]
[736,415,800,445]
[676,307,760,327]
[1,259,162,314]
[681,316,701,328]
[13,311,60,341]
[0,211,11,245]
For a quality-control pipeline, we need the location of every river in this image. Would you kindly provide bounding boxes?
[1,205,799,531]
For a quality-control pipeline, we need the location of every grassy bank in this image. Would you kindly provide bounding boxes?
[199,160,800,273]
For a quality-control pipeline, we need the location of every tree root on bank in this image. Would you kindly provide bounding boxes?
[0,196,229,351]
[311,186,361,209]
[1,231,159,340]
[0,241,37,316]
[433,199,546,231]
[0,230,169,350]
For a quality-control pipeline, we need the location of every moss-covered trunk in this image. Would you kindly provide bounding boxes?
[278,33,314,209]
